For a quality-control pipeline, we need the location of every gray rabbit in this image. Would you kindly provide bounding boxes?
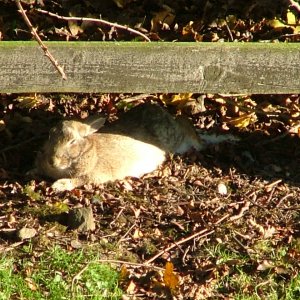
[33,103,203,191]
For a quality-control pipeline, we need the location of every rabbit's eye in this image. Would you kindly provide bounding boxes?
[69,139,76,145]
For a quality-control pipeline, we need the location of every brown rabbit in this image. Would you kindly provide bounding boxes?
[33,103,203,191]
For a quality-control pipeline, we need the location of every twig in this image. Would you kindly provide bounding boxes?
[35,9,151,42]
[145,209,253,265]
[225,21,234,42]
[275,193,294,208]
[15,0,67,80]
[0,241,25,253]
[288,0,300,13]
[96,259,164,271]
[145,214,230,265]
[265,179,282,190]
[116,223,136,245]
[109,207,125,227]
[145,228,215,265]
[229,201,250,221]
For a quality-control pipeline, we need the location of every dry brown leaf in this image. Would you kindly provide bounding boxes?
[133,228,143,239]
[163,261,179,292]
[119,265,130,283]
[25,277,38,291]
[0,119,5,132]
[249,219,276,238]
[257,260,274,271]
[160,93,193,107]
[151,6,175,32]
[126,280,136,293]
[226,112,257,128]
[16,95,40,109]
[131,206,141,218]
[68,20,83,36]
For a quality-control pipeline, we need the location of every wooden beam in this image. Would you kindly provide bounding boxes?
[1,41,300,94]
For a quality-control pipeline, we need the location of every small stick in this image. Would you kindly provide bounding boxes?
[116,223,136,245]
[225,21,234,42]
[275,192,294,208]
[145,229,215,265]
[145,211,247,265]
[0,241,25,253]
[36,9,151,42]
[288,0,300,13]
[15,0,67,80]
[96,259,164,271]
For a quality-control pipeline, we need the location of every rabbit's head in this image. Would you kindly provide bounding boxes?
[37,117,105,179]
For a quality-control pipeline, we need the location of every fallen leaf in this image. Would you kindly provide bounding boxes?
[257,260,274,271]
[16,95,39,109]
[68,20,83,36]
[151,5,175,32]
[133,228,143,239]
[160,93,193,107]
[119,265,130,283]
[126,280,136,293]
[287,10,297,25]
[25,277,38,291]
[226,112,257,128]
[163,261,179,292]
[0,119,5,132]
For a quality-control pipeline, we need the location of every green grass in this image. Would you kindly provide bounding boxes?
[199,243,300,299]
[0,245,123,300]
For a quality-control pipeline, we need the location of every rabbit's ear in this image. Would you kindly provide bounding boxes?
[84,117,106,134]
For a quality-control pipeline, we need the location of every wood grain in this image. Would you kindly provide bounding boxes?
[1,41,300,94]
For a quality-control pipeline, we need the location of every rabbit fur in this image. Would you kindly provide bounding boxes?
[34,103,203,191]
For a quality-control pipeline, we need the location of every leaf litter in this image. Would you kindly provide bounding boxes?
[1,92,300,298]
[1,0,300,298]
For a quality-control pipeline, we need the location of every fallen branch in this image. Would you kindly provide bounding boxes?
[15,0,67,80]
[145,213,230,265]
[146,200,253,265]
[145,228,216,265]
[35,9,151,42]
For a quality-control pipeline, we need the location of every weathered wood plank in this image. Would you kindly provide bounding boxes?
[1,41,300,94]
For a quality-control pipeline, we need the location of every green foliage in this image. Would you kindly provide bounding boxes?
[0,246,123,300]
[23,184,41,201]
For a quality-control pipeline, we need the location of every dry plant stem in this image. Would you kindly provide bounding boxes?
[275,193,294,208]
[36,9,151,42]
[288,0,300,12]
[145,211,250,265]
[15,0,67,80]
[225,21,234,42]
[145,229,215,265]
[0,241,25,253]
[117,223,136,245]
[96,259,164,271]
